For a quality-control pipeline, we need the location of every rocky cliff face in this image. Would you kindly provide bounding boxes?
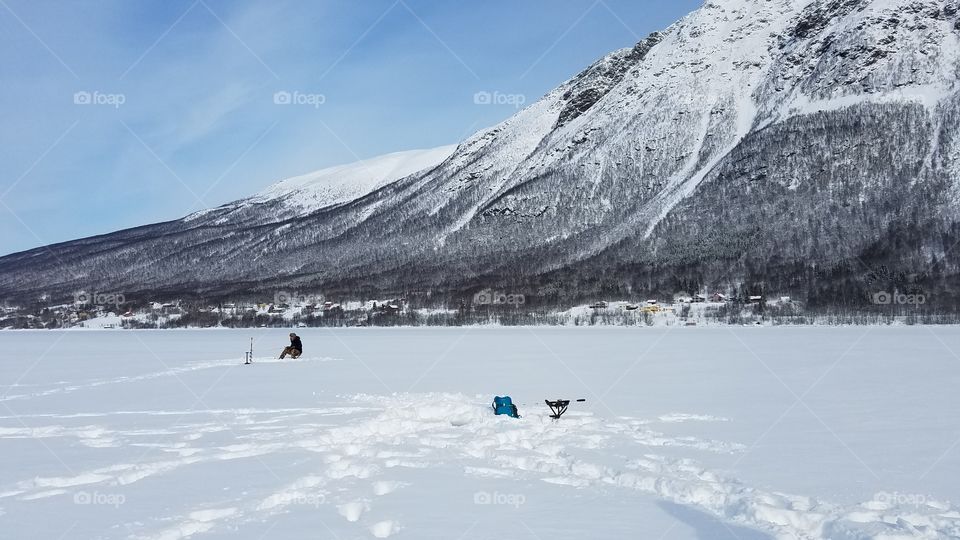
[3,0,960,306]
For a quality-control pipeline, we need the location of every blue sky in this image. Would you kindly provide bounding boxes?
[0,0,702,255]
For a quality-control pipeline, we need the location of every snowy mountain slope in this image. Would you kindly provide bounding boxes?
[2,0,960,304]
[295,0,960,294]
[0,147,457,300]
[183,145,456,224]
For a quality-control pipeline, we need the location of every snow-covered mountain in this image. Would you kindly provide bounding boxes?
[185,145,456,224]
[3,0,960,306]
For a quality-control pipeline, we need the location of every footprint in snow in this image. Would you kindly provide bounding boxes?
[369,520,400,538]
[372,480,404,496]
[337,501,367,522]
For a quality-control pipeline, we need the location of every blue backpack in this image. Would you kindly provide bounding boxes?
[492,396,520,418]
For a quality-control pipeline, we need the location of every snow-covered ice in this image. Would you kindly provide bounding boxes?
[1,327,959,539]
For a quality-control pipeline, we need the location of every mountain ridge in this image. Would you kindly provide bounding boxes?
[3,0,960,309]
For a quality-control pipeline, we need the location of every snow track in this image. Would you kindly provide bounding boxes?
[0,356,338,403]
[0,392,956,539]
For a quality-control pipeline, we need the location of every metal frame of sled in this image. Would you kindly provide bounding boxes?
[545,398,585,419]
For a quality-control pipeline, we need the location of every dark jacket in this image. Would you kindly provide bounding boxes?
[290,336,303,352]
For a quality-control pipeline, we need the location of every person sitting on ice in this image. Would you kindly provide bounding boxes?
[280,332,303,359]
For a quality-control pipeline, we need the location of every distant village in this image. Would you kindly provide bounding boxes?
[0,288,812,330]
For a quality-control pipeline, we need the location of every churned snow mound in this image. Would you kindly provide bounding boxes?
[5,387,956,539]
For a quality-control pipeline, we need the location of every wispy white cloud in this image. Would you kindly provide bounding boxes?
[0,0,698,255]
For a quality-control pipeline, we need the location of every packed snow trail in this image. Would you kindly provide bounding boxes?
[0,355,339,403]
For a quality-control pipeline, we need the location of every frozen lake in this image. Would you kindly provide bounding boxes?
[1,327,958,539]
